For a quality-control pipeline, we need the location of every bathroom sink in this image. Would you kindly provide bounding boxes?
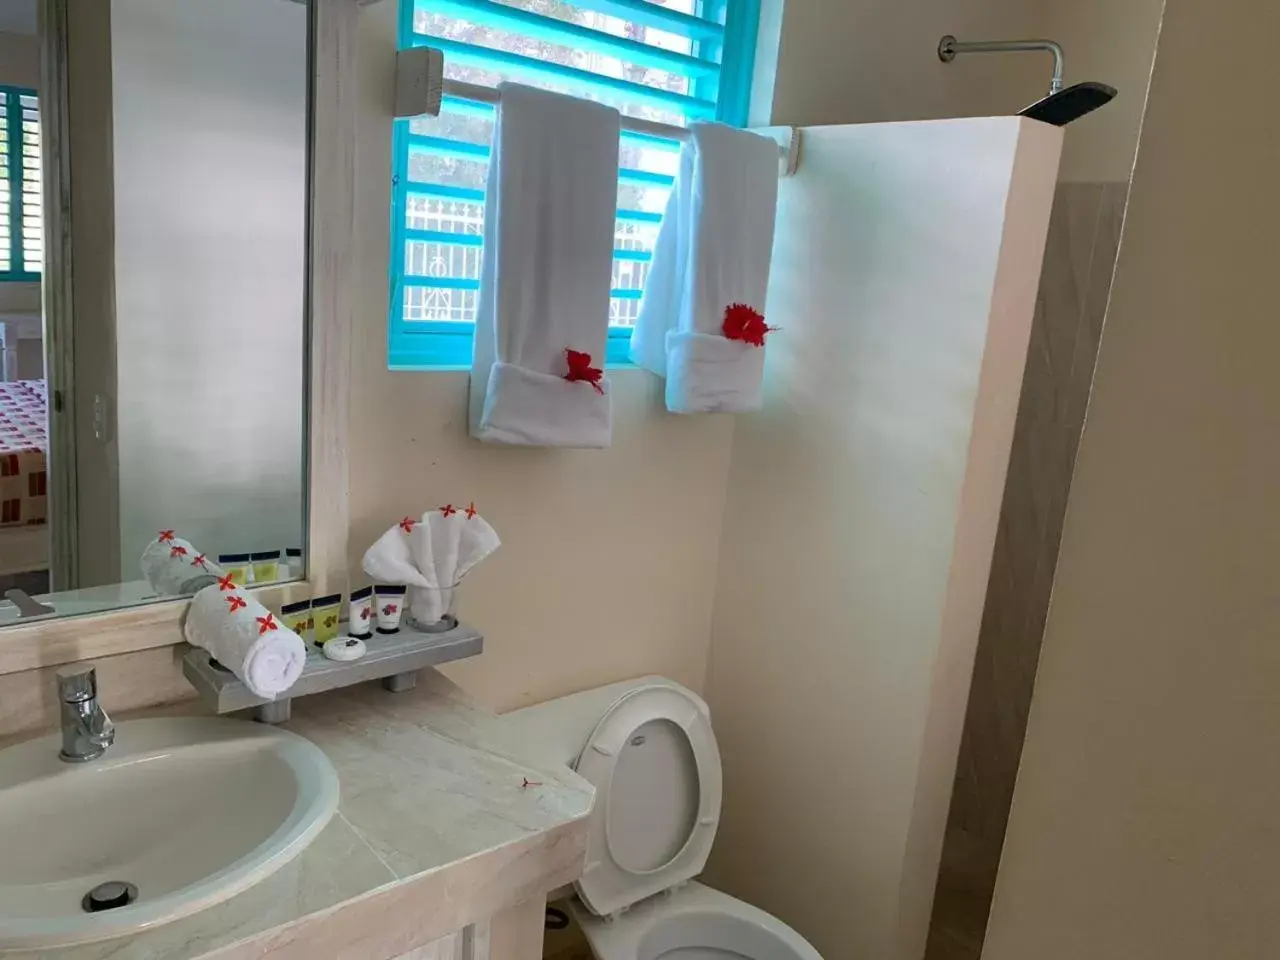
[0,716,339,949]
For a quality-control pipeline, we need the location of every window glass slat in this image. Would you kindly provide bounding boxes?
[411,34,717,118]
[0,85,40,280]
[553,0,725,41]
[426,0,720,78]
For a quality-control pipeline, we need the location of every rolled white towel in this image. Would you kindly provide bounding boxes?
[141,532,224,596]
[184,582,306,700]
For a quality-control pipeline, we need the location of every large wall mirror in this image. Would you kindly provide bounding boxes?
[0,0,310,626]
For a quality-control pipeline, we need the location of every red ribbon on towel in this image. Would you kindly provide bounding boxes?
[563,349,604,394]
[722,303,776,347]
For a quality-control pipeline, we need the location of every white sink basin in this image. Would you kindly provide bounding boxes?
[0,717,339,949]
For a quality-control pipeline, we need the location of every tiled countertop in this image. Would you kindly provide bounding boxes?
[18,671,594,960]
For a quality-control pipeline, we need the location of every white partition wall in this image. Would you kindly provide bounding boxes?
[701,118,1062,960]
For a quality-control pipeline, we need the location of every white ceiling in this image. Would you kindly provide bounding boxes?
[0,0,37,36]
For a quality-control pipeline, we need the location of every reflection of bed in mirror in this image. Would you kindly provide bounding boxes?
[0,378,48,582]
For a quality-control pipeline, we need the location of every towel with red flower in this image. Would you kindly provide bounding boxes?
[184,575,306,700]
[628,122,779,413]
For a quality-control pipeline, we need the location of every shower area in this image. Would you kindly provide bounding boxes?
[924,157,1132,960]
[925,5,1166,958]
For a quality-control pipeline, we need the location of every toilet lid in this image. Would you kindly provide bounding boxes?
[573,682,722,918]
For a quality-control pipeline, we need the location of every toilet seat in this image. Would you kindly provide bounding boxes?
[571,881,823,960]
[573,683,723,918]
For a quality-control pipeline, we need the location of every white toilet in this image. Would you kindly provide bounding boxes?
[504,677,823,960]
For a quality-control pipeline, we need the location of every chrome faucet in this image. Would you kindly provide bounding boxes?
[57,664,115,762]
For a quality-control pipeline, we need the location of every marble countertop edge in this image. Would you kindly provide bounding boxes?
[203,818,590,960]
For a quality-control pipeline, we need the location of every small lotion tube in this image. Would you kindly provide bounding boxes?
[312,593,343,647]
[251,550,281,583]
[348,586,374,639]
[218,553,251,585]
[280,599,312,645]
[375,585,407,634]
[281,547,303,581]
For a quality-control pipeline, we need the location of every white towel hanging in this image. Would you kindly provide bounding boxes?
[469,83,621,447]
[630,122,780,413]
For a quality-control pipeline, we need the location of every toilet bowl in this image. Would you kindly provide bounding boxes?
[503,677,822,960]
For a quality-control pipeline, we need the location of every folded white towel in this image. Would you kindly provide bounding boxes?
[469,82,620,448]
[140,532,224,597]
[361,523,434,592]
[630,122,779,413]
[363,505,501,626]
[184,583,306,700]
[665,331,768,414]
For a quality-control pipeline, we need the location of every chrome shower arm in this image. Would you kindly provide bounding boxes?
[938,35,1065,94]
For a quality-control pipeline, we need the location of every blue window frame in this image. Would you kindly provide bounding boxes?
[388,0,762,370]
[0,86,42,282]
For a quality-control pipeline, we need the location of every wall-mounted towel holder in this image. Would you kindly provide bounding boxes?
[394,47,801,177]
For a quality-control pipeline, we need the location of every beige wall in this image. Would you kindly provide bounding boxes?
[0,29,39,87]
[701,119,1060,960]
[983,0,1280,957]
[0,29,41,315]
[350,1,736,712]
[0,290,41,323]
[1045,0,1164,181]
[763,0,1045,127]
[758,0,1165,183]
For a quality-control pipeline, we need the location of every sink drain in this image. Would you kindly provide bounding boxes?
[82,881,138,913]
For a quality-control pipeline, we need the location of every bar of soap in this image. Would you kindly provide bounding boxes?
[323,637,367,662]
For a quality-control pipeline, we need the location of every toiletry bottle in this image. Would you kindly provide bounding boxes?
[280,599,312,647]
[251,550,281,584]
[312,593,343,648]
[375,585,407,634]
[218,553,251,586]
[280,547,303,581]
[348,586,374,639]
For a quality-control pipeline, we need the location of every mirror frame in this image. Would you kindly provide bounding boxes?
[0,0,357,675]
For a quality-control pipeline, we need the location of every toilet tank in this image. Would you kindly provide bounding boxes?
[500,676,679,769]
[501,676,720,914]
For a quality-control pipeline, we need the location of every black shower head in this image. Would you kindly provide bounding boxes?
[1020,81,1118,126]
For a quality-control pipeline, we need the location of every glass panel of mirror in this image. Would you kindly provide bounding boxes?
[0,0,308,625]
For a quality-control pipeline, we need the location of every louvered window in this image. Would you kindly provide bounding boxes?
[0,86,41,281]
[388,0,762,369]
